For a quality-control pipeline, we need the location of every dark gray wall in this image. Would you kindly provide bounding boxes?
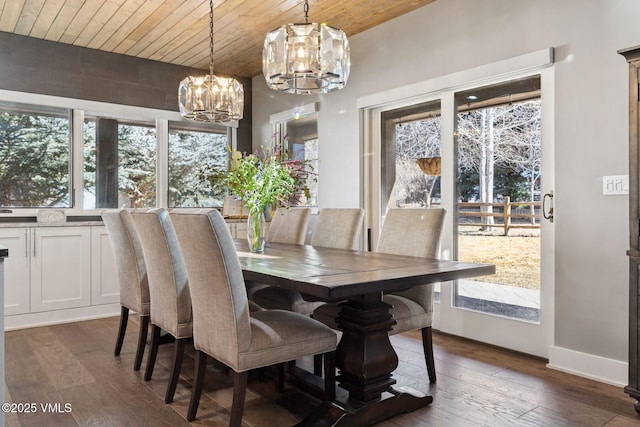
[0,31,251,152]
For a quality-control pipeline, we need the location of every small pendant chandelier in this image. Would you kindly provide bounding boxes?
[178,0,243,122]
[262,0,350,95]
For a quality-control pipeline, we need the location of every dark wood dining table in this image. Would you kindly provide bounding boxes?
[234,240,495,427]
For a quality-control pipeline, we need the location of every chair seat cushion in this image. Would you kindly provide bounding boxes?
[235,309,337,371]
[125,301,150,316]
[252,287,324,316]
[312,294,431,336]
[170,321,193,340]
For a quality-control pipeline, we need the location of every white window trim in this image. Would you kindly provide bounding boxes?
[0,89,238,215]
[357,48,554,110]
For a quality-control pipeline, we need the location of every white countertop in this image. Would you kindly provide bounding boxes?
[0,221,104,227]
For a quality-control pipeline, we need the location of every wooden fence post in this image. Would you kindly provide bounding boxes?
[504,197,511,236]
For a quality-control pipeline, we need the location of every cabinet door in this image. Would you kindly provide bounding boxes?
[226,221,248,239]
[0,228,30,315]
[30,227,91,312]
[234,222,248,239]
[91,226,119,305]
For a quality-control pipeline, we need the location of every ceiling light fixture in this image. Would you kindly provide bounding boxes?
[178,0,243,122]
[262,0,350,95]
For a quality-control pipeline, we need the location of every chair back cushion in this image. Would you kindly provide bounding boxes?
[171,209,252,368]
[377,208,445,258]
[131,208,192,338]
[377,208,446,311]
[101,210,149,315]
[310,208,365,250]
[267,207,310,244]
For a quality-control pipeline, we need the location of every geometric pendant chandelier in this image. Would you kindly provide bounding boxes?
[179,0,244,122]
[262,0,350,95]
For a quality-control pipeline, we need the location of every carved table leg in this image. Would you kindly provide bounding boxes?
[296,292,433,427]
[336,292,398,403]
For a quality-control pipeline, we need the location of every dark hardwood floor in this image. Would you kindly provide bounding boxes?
[4,315,639,427]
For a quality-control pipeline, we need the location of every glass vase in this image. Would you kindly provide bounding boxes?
[247,209,266,253]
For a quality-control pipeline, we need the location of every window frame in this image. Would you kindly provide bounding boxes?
[0,100,73,209]
[270,102,320,209]
[0,88,238,215]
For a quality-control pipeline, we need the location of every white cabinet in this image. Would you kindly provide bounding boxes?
[1,224,120,329]
[229,221,248,239]
[30,227,92,313]
[0,229,30,315]
[2,226,94,315]
[91,226,119,305]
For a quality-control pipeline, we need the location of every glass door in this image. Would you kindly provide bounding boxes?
[364,71,554,357]
[454,76,542,321]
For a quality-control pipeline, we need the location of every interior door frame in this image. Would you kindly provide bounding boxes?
[360,49,555,357]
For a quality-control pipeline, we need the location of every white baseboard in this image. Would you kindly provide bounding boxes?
[4,303,120,331]
[547,345,627,387]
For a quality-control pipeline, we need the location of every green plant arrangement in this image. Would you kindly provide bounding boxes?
[225,149,296,215]
[209,147,311,252]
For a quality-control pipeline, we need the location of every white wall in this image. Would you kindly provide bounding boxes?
[253,0,638,374]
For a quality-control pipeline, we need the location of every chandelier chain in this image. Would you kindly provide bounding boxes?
[209,0,214,78]
[178,0,243,122]
[303,0,309,24]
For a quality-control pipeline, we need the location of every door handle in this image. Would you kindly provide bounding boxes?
[542,191,554,223]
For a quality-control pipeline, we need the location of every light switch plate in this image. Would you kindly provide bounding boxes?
[602,175,629,195]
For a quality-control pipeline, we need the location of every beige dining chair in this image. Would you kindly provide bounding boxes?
[245,207,311,300]
[313,208,446,383]
[267,207,310,244]
[131,208,193,404]
[252,208,365,315]
[170,209,337,426]
[102,209,150,371]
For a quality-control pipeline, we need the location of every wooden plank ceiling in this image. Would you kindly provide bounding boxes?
[0,0,436,78]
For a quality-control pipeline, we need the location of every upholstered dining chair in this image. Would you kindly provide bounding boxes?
[252,208,365,315]
[310,208,365,249]
[170,209,337,426]
[267,207,310,244]
[102,209,150,371]
[245,207,311,300]
[131,208,193,404]
[313,208,446,383]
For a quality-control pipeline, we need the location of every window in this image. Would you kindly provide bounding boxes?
[0,101,71,208]
[84,117,156,209]
[381,100,442,211]
[290,135,318,206]
[275,111,319,207]
[381,100,442,298]
[0,92,238,212]
[168,121,229,208]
